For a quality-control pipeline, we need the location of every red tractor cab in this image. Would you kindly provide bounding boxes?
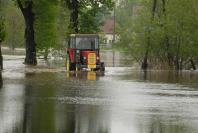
[66,34,105,71]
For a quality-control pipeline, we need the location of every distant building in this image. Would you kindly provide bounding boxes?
[100,2,142,48]
[100,19,116,48]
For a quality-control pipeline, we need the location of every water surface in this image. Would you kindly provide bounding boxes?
[0,57,198,133]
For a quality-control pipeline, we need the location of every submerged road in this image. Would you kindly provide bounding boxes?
[0,56,198,133]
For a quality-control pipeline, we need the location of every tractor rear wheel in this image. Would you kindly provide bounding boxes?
[69,63,76,71]
[100,62,105,71]
[66,57,76,71]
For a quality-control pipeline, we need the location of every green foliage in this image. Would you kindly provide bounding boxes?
[0,19,6,43]
[0,0,6,43]
[34,0,70,58]
[56,1,70,50]
[116,0,198,69]
[2,0,113,58]
[66,0,114,33]
[79,7,101,33]
[34,0,58,52]
[3,1,24,49]
[11,0,68,57]
[79,0,114,33]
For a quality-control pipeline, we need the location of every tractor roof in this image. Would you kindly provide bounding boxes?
[70,34,99,37]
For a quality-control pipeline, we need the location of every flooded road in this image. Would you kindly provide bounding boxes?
[1,56,198,133]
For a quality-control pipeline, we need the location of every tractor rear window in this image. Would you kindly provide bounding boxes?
[76,37,99,50]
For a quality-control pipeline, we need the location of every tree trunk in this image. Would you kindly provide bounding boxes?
[0,1,4,70]
[190,58,196,70]
[0,72,2,88]
[175,35,181,70]
[141,0,157,70]
[179,58,183,70]
[17,0,37,65]
[162,0,166,13]
[161,0,173,68]
[24,3,37,65]
[44,49,49,60]
[69,0,79,33]
[174,58,180,70]
[0,41,3,70]
[142,47,149,70]
[152,0,157,18]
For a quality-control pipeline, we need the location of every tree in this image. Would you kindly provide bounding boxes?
[4,2,24,49]
[66,0,79,33]
[65,0,114,33]
[15,0,37,65]
[34,0,59,60]
[0,20,5,43]
[14,0,60,62]
[56,1,70,49]
[0,0,6,70]
[141,0,157,70]
[116,0,198,70]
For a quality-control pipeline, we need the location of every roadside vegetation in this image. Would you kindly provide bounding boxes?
[1,0,197,70]
[115,0,198,70]
[0,0,6,69]
[0,0,114,65]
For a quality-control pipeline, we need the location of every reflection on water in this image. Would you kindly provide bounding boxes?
[1,60,198,133]
[0,73,3,88]
[119,69,198,85]
[0,74,25,133]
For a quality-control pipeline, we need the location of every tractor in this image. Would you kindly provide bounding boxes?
[66,34,105,71]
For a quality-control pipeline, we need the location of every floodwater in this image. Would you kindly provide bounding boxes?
[1,56,198,133]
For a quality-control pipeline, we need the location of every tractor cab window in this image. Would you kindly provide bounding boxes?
[75,37,99,50]
[69,37,76,48]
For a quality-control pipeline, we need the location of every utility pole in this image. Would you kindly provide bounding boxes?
[113,4,116,43]
[113,2,116,67]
